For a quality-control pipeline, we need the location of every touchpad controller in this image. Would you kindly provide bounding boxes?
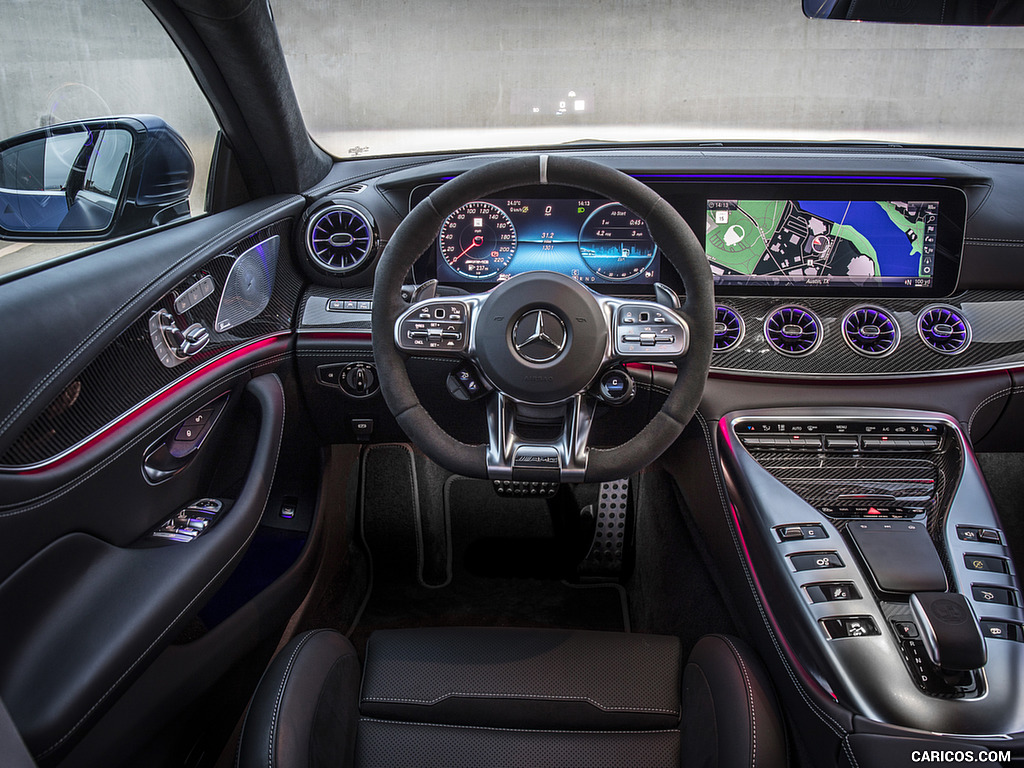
[848,520,947,593]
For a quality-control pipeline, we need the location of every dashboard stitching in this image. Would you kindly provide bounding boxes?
[692,409,846,738]
[967,385,1024,435]
[965,239,1024,246]
[0,207,296,441]
[38,374,285,758]
[0,354,288,515]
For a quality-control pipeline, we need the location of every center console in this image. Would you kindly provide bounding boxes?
[719,408,1024,736]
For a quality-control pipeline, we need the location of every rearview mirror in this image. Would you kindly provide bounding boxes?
[803,0,1024,25]
[0,116,194,241]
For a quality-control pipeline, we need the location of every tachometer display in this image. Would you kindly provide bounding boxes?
[578,203,657,280]
[439,201,517,279]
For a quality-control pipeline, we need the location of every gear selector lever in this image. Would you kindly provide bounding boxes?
[910,592,987,671]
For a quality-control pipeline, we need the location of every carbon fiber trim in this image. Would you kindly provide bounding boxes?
[0,221,302,467]
[747,443,963,583]
[710,290,1024,377]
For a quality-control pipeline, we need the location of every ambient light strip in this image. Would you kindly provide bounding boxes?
[8,333,290,475]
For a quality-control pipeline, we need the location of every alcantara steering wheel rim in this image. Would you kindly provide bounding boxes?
[371,154,714,483]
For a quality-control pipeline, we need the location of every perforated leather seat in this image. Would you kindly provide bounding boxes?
[237,627,786,768]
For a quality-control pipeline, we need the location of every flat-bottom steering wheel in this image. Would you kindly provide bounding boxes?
[371,155,714,484]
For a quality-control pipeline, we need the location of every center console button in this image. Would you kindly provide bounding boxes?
[980,621,1020,641]
[972,585,1016,606]
[965,555,1009,574]
[824,437,859,450]
[978,529,1002,544]
[778,525,804,541]
[895,621,919,638]
[822,616,879,639]
[791,552,844,571]
[807,582,859,602]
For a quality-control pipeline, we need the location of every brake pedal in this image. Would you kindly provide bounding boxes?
[578,478,630,576]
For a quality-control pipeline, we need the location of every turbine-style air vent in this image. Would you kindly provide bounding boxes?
[842,306,900,357]
[918,306,971,355]
[764,306,822,356]
[713,305,744,351]
[305,204,377,274]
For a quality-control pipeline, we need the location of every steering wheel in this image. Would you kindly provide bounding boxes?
[371,155,714,484]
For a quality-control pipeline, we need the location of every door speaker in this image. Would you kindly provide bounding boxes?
[215,235,280,332]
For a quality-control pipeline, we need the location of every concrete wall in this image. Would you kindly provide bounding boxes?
[273,0,1024,156]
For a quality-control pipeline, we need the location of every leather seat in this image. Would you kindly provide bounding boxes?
[237,627,786,768]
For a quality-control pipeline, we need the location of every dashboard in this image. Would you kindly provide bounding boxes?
[297,154,1024,382]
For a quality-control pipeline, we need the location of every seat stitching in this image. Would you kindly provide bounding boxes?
[357,717,679,735]
[267,630,328,768]
[38,374,287,758]
[307,654,348,768]
[718,636,756,768]
[362,692,677,714]
[842,735,862,768]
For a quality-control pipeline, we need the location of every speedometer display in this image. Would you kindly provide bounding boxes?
[438,201,517,279]
[577,203,658,280]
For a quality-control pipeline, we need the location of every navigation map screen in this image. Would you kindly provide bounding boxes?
[705,199,938,290]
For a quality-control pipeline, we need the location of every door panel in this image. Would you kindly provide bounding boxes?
[0,195,308,764]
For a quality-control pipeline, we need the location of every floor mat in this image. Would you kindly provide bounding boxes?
[348,447,628,656]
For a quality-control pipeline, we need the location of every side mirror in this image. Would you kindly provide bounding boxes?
[0,115,194,241]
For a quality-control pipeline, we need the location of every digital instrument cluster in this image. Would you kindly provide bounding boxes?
[434,196,662,288]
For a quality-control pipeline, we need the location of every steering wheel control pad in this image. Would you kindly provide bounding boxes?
[474,272,607,403]
[396,300,469,353]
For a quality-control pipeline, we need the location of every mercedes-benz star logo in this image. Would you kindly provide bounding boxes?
[512,309,567,363]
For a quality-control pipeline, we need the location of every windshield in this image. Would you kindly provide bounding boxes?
[273,0,1024,158]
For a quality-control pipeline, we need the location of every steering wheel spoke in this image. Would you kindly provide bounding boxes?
[486,393,594,483]
[597,295,690,363]
[394,294,485,357]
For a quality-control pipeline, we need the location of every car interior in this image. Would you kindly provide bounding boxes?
[1,1,1024,767]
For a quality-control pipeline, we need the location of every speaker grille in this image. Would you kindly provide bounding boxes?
[214,235,280,332]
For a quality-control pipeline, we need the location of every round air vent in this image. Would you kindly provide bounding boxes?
[713,305,744,352]
[305,204,377,275]
[842,306,900,357]
[918,305,971,355]
[763,306,822,357]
